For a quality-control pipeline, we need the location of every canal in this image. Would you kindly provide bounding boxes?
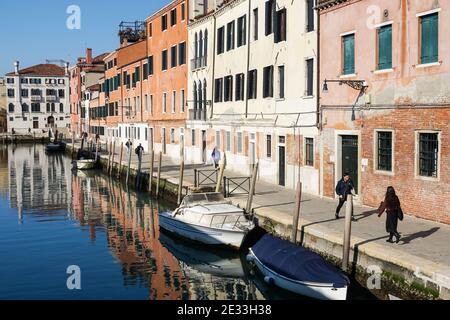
[0,145,377,300]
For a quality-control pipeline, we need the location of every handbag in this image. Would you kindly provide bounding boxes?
[398,207,404,221]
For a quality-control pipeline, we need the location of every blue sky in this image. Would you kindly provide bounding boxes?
[0,0,170,76]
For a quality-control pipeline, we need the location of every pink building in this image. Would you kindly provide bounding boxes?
[317,0,450,224]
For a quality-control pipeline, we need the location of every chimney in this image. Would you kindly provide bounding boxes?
[65,62,70,76]
[14,61,19,75]
[86,48,93,64]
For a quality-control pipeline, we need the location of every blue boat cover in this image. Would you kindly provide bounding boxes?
[252,234,349,288]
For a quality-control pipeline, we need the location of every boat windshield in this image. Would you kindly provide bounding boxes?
[181,193,231,207]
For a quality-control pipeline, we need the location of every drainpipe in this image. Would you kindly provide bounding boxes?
[210,13,217,120]
[316,4,324,198]
[244,0,252,119]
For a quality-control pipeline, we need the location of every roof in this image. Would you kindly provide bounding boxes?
[87,84,101,92]
[6,64,66,77]
[93,53,110,63]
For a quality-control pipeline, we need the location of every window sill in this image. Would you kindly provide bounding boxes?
[415,62,441,69]
[302,95,315,99]
[340,73,357,79]
[276,98,285,102]
[373,68,394,74]
[415,175,440,182]
[374,169,395,176]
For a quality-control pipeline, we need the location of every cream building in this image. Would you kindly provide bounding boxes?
[187,0,319,194]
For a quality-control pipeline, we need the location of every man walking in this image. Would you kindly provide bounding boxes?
[125,139,132,154]
[211,147,221,169]
[335,173,356,220]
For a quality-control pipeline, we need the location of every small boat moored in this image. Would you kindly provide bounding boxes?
[247,234,349,300]
[72,159,96,171]
[46,142,66,153]
[159,192,255,250]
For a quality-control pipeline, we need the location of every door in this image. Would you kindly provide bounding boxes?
[202,130,207,163]
[278,146,286,187]
[341,135,359,194]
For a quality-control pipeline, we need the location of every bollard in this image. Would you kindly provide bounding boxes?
[246,162,259,214]
[149,150,154,195]
[223,176,227,198]
[194,169,198,188]
[177,160,185,205]
[290,182,303,244]
[342,195,354,272]
[156,152,162,198]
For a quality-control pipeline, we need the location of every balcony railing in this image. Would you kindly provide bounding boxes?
[189,108,207,121]
[46,95,57,102]
[191,56,207,71]
[31,95,42,102]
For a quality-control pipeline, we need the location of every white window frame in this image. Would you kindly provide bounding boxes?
[303,136,315,167]
[373,129,395,176]
[414,130,441,182]
[172,90,177,113]
[162,92,167,113]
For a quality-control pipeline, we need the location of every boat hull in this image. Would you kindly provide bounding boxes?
[248,249,348,300]
[158,212,247,250]
[76,160,96,170]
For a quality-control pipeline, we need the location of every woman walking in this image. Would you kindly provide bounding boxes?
[378,186,403,243]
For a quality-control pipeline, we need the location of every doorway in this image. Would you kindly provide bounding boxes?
[278,136,286,187]
[202,130,207,163]
[341,135,359,194]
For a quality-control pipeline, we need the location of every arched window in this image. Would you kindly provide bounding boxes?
[199,31,203,59]
[194,33,198,59]
[193,82,197,113]
[197,81,203,112]
[204,30,208,61]
[51,103,55,112]
[8,103,14,113]
[47,103,50,113]
[203,79,207,109]
[22,103,29,113]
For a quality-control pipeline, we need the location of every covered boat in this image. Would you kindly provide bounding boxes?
[46,142,66,153]
[247,234,349,300]
[158,193,255,250]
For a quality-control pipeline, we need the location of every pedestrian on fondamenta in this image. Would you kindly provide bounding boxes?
[335,173,356,220]
[135,143,144,159]
[378,186,403,243]
[125,139,132,154]
[211,147,221,169]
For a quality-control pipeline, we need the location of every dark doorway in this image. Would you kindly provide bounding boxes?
[279,145,286,187]
[202,130,207,163]
[341,135,359,194]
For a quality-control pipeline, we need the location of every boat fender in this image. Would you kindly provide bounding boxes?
[264,276,275,285]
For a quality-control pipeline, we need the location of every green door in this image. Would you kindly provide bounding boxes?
[341,135,359,194]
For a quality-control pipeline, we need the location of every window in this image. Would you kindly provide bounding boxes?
[306,0,315,32]
[278,66,285,99]
[191,129,196,146]
[306,58,314,96]
[162,50,168,70]
[266,135,272,158]
[224,76,233,102]
[181,3,186,21]
[237,15,247,47]
[420,13,439,64]
[263,66,274,98]
[150,95,154,114]
[149,23,153,37]
[265,0,275,36]
[143,63,148,78]
[135,66,141,82]
[274,8,286,43]
[235,73,245,101]
[7,78,14,84]
[217,27,225,54]
[7,89,14,98]
[22,103,29,112]
[227,21,235,51]
[376,131,393,172]
[171,128,175,144]
[33,118,39,129]
[170,8,177,26]
[216,131,221,149]
[171,46,178,68]
[31,103,40,113]
[226,131,231,152]
[418,132,439,178]
[163,93,167,113]
[305,138,314,166]
[172,91,177,113]
[21,78,28,84]
[253,8,259,41]
[148,56,154,75]
[179,42,186,65]
[162,14,168,31]
[378,24,392,70]
[144,95,148,112]
[180,89,185,112]
[342,33,355,75]
[237,132,243,153]
[21,89,29,98]
[214,78,223,103]
[248,69,257,100]
[60,103,64,113]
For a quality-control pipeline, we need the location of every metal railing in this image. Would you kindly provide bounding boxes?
[223,176,252,198]
[194,168,218,188]
[191,56,207,71]
[189,108,207,121]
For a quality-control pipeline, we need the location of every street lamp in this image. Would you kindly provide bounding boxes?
[322,79,368,121]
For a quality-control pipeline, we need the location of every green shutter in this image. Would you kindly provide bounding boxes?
[378,25,392,70]
[421,13,438,64]
[343,34,355,75]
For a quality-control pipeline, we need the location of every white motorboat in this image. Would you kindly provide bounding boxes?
[247,234,349,300]
[76,159,96,170]
[158,193,255,250]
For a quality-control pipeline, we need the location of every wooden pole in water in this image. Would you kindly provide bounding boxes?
[149,150,155,195]
[215,153,227,193]
[177,160,185,205]
[117,143,124,179]
[136,150,143,190]
[71,132,75,160]
[342,195,354,272]
[107,141,113,173]
[95,137,100,162]
[110,141,116,176]
[246,162,259,214]
[126,145,132,186]
[156,152,162,198]
[291,181,303,244]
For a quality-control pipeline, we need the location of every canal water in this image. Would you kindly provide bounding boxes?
[0,145,377,300]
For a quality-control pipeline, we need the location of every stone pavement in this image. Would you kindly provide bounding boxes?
[73,141,450,298]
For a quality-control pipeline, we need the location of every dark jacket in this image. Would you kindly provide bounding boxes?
[335,178,354,197]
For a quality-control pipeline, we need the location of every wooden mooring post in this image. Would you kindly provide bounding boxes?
[290,181,303,244]
[107,141,113,173]
[149,150,155,195]
[136,150,143,190]
[110,141,116,176]
[117,143,124,179]
[215,153,227,193]
[156,152,162,198]
[71,132,75,160]
[246,162,259,214]
[126,146,132,185]
[342,195,354,272]
[177,159,185,205]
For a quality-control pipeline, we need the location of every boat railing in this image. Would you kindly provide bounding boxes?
[198,213,252,230]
